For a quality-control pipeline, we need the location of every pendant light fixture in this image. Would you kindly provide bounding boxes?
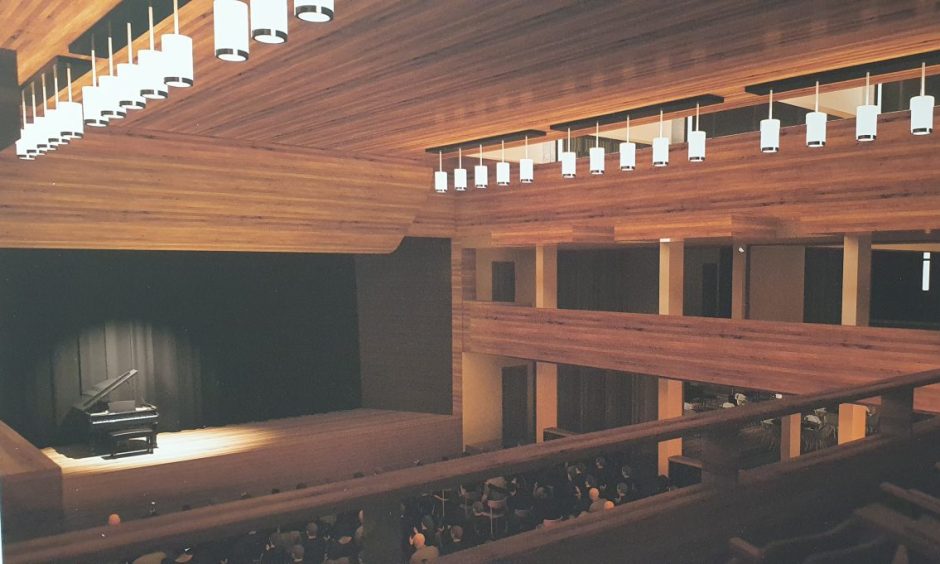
[16,91,35,160]
[561,128,576,178]
[215,0,250,62]
[118,21,147,110]
[519,136,534,184]
[251,0,288,43]
[83,37,109,128]
[41,74,63,150]
[619,115,636,171]
[806,81,827,147]
[760,89,780,153]
[164,0,194,87]
[652,109,669,166]
[60,64,84,140]
[99,25,127,121]
[474,144,488,189]
[434,151,448,193]
[138,2,169,100]
[589,122,605,175]
[48,69,69,147]
[496,140,510,186]
[688,103,706,162]
[295,0,334,22]
[454,147,467,192]
[856,72,878,142]
[31,83,49,155]
[910,62,934,135]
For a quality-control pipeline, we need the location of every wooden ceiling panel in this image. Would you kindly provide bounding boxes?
[0,128,429,252]
[18,0,938,157]
[0,0,121,83]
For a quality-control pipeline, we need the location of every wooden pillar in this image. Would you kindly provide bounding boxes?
[535,245,558,442]
[658,239,684,475]
[881,387,914,438]
[839,234,872,444]
[780,413,801,461]
[731,243,747,320]
[360,499,402,564]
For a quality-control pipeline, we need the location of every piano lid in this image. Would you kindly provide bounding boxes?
[71,369,140,413]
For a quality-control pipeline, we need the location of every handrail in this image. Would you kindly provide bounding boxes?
[6,368,940,564]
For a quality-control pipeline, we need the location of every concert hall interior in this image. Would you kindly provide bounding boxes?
[1,1,940,563]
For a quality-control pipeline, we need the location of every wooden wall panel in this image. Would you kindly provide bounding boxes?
[456,113,940,243]
[0,129,428,253]
[463,302,940,412]
[0,420,62,541]
[355,238,453,415]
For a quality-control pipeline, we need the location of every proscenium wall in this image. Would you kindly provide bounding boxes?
[0,250,362,446]
[355,237,453,415]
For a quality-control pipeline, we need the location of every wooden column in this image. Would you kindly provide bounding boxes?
[535,245,558,443]
[731,243,747,320]
[658,240,684,475]
[881,387,914,438]
[839,234,872,444]
[780,413,801,461]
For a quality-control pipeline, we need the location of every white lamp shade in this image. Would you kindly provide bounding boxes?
[215,0,250,62]
[44,109,66,147]
[295,0,334,22]
[82,85,109,127]
[474,164,488,189]
[162,33,194,87]
[251,0,288,43]
[137,50,169,99]
[117,63,147,110]
[32,117,50,152]
[58,101,84,139]
[496,161,510,186]
[16,128,34,159]
[589,146,605,175]
[434,170,448,193]
[856,104,878,142]
[97,75,127,120]
[454,168,467,191]
[519,158,534,183]
[561,151,576,178]
[910,94,934,135]
[619,141,636,171]
[688,130,706,162]
[652,136,669,166]
[805,111,827,147]
[760,118,780,153]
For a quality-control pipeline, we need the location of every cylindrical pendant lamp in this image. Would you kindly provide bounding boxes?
[856,72,878,142]
[687,103,705,162]
[496,140,510,186]
[474,145,488,189]
[806,81,827,147]
[911,63,934,135]
[454,147,467,192]
[434,151,448,193]
[295,0,334,22]
[215,0,250,61]
[589,122,605,175]
[619,116,635,171]
[251,0,288,43]
[138,3,169,100]
[163,0,194,87]
[519,136,534,183]
[652,110,669,166]
[760,89,780,153]
[118,22,147,110]
[561,128,576,178]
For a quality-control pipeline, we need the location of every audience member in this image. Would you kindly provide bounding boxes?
[302,522,327,564]
[108,513,122,527]
[410,533,439,564]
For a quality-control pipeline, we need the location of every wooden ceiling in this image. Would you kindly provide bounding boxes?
[5,0,940,158]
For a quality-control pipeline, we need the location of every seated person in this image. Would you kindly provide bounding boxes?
[588,488,606,513]
[302,522,327,564]
[410,533,440,564]
[440,525,465,556]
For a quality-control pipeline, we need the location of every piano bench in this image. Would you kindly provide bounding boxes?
[108,427,156,458]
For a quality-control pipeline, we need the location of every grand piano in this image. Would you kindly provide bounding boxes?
[66,369,159,451]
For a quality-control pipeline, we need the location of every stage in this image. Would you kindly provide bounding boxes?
[2,409,460,536]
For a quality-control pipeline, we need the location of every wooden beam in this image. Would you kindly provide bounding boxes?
[840,233,872,443]
[0,128,429,253]
[780,413,801,462]
[658,239,684,474]
[535,245,558,442]
[463,302,940,412]
[731,244,747,320]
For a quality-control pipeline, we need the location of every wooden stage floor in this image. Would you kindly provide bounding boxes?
[40,409,460,531]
